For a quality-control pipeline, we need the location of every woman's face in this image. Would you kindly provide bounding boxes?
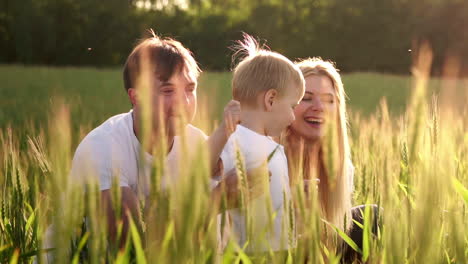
[290,74,337,141]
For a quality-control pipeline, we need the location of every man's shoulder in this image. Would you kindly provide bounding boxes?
[79,111,133,146]
[70,111,137,188]
[92,111,133,136]
[72,111,134,166]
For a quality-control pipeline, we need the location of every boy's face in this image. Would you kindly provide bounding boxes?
[266,85,302,137]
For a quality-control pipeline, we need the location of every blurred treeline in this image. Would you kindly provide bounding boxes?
[1,0,467,74]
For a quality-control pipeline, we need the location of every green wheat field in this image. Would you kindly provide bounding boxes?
[0,64,467,263]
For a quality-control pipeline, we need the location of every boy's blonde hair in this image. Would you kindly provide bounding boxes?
[231,34,304,107]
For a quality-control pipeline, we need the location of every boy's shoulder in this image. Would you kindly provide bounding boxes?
[185,124,208,141]
[233,125,280,148]
[222,125,283,168]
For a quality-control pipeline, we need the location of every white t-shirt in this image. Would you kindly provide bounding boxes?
[218,125,294,252]
[70,110,208,195]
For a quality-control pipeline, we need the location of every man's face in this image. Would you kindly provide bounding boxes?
[143,66,197,137]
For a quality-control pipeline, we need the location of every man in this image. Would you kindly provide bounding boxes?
[70,31,240,244]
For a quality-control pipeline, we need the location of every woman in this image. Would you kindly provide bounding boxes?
[283,57,378,262]
[284,57,353,232]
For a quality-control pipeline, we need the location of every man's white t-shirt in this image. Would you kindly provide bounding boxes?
[70,110,208,195]
[218,125,294,252]
[38,110,206,264]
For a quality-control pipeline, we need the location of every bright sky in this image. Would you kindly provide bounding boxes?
[135,0,188,10]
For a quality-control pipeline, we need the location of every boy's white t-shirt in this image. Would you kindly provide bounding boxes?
[70,110,208,195]
[219,125,294,252]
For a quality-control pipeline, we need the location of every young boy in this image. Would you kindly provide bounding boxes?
[218,34,305,252]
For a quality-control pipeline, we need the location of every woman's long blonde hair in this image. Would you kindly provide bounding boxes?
[288,57,352,232]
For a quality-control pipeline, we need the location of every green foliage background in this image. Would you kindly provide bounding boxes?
[1,0,467,74]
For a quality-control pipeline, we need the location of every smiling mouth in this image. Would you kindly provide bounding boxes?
[305,117,324,125]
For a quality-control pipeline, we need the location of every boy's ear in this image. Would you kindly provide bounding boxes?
[128,88,137,106]
[264,89,277,111]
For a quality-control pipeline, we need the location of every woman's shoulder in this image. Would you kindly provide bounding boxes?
[346,158,355,191]
[346,158,355,173]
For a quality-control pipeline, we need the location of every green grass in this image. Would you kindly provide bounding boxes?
[0,64,467,263]
[0,65,455,133]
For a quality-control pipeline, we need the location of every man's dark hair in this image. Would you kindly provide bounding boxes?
[123,30,200,91]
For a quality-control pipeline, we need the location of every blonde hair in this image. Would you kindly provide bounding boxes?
[295,57,352,232]
[231,34,304,107]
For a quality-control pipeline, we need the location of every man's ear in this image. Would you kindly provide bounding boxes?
[128,88,137,106]
[263,89,277,111]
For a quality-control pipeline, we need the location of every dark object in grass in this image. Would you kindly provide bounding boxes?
[341,204,381,264]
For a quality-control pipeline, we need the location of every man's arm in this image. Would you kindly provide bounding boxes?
[101,187,142,247]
